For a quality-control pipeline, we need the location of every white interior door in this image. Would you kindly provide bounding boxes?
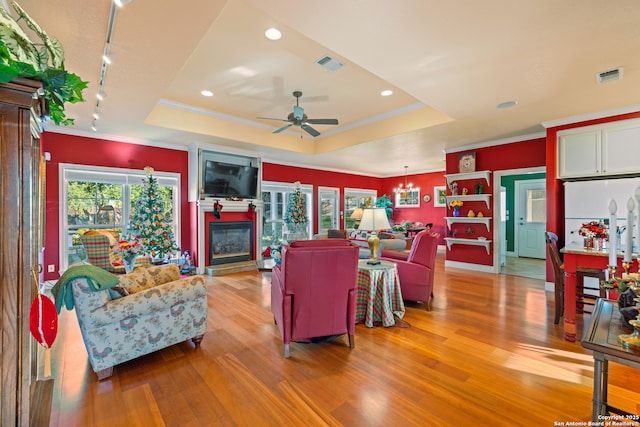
[515,179,546,259]
[318,187,339,234]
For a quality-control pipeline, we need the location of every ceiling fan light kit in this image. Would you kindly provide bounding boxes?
[257,91,338,137]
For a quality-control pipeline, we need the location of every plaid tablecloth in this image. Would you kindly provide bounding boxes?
[356,260,405,327]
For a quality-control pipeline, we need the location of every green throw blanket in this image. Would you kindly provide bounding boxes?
[51,264,120,313]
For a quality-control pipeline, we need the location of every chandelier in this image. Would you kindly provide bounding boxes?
[393,166,419,198]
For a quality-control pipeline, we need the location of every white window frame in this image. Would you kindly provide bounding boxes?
[317,186,340,234]
[59,163,181,272]
[262,181,314,244]
[344,187,377,229]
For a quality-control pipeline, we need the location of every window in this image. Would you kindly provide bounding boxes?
[318,187,339,234]
[526,189,546,223]
[261,181,313,250]
[344,188,377,229]
[61,164,180,271]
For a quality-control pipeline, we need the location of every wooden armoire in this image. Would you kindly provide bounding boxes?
[0,78,48,426]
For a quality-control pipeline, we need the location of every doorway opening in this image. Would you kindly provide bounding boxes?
[495,168,546,281]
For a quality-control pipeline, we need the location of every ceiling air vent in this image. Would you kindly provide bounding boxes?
[315,55,345,72]
[596,67,623,84]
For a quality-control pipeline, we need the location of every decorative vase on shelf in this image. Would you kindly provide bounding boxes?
[123,257,136,274]
[584,237,594,250]
[453,207,461,217]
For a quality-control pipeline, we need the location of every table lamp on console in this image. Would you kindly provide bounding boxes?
[350,207,364,229]
[359,208,391,265]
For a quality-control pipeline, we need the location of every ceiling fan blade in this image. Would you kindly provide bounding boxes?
[301,124,320,137]
[273,124,293,134]
[305,118,339,125]
[293,105,304,121]
[300,95,329,103]
[257,116,290,122]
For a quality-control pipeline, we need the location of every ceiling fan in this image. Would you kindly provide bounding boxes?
[257,91,338,137]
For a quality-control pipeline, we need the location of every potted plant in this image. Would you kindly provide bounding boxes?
[375,194,393,220]
[0,2,87,125]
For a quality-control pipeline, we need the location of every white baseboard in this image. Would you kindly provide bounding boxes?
[444,260,496,273]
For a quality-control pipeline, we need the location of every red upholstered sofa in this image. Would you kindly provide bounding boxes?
[380,230,440,310]
[270,239,359,358]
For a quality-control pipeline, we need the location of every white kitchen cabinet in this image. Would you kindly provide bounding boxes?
[558,118,640,179]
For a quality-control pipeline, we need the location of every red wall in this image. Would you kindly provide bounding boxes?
[41,132,190,280]
[262,163,385,234]
[445,137,546,266]
[380,171,447,243]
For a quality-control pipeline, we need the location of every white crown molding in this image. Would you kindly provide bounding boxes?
[445,131,546,154]
[541,104,640,129]
[43,126,189,151]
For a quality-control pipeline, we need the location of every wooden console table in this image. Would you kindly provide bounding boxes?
[582,299,640,422]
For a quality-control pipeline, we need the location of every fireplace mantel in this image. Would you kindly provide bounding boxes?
[195,199,263,274]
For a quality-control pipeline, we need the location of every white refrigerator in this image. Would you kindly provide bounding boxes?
[564,177,640,251]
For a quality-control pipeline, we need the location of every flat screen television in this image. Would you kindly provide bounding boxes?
[203,160,259,199]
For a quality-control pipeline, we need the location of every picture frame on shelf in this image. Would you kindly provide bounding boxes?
[434,186,446,207]
[458,152,476,173]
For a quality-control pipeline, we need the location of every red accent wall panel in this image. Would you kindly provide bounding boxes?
[380,171,447,244]
[445,137,546,267]
[262,163,384,234]
[41,132,190,280]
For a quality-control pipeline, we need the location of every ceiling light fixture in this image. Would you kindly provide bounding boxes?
[113,0,132,7]
[264,27,282,41]
[201,90,213,97]
[393,166,419,198]
[96,91,107,101]
[93,112,100,120]
[381,90,393,97]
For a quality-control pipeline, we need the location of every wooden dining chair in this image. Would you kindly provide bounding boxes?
[545,231,606,324]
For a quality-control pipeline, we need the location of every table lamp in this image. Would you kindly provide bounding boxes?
[359,208,391,265]
[350,208,364,229]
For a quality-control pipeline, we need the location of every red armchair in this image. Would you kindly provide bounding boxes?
[380,230,440,310]
[270,239,359,358]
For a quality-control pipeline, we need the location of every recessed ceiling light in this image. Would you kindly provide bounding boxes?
[381,90,393,97]
[497,100,518,109]
[264,28,282,41]
[201,90,214,97]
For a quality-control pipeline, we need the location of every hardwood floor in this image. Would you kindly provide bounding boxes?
[48,252,640,426]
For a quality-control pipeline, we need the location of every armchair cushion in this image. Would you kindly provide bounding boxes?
[118,267,156,294]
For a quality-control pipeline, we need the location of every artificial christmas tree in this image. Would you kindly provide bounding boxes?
[126,166,180,258]
[284,181,308,241]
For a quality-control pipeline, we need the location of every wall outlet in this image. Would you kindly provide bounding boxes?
[47,264,55,273]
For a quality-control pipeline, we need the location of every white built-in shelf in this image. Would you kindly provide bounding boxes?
[444,237,492,254]
[445,216,492,231]
[445,194,491,209]
[444,170,491,187]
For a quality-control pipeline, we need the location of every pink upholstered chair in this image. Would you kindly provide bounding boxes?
[380,230,440,310]
[270,239,359,358]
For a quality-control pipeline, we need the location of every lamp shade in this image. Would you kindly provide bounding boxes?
[350,207,363,220]
[359,208,391,231]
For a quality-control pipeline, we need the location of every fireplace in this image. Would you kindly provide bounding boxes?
[209,221,254,265]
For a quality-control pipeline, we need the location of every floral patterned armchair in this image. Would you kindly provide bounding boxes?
[69,264,208,379]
